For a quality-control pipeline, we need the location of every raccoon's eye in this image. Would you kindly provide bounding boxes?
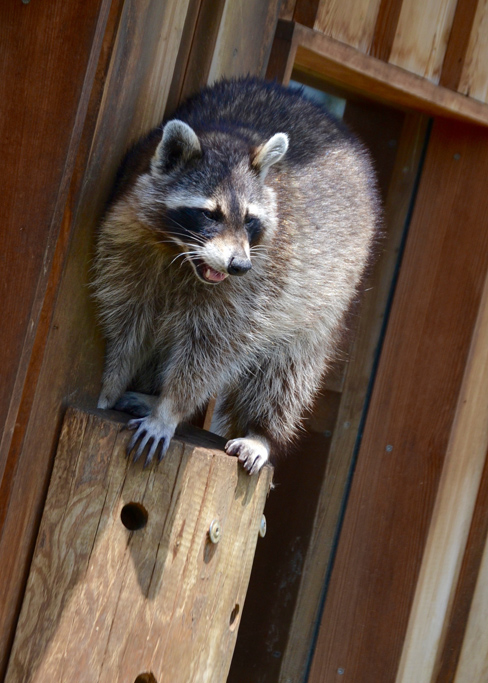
[201,209,218,221]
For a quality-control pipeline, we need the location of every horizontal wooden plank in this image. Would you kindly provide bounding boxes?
[289,22,488,125]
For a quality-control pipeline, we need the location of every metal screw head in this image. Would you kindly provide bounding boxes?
[259,515,267,538]
[338,667,345,675]
[209,519,221,544]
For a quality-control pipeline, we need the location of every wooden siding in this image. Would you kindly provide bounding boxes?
[307,0,488,102]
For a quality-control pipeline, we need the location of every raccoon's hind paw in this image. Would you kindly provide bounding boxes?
[226,437,270,475]
[114,391,156,418]
[126,416,175,468]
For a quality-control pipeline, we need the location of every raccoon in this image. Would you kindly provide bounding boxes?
[93,78,379,474]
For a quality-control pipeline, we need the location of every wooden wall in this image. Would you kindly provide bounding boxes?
[0,0,282,677]
[286,0,488,102]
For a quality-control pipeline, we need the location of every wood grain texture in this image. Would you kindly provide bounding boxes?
[457,0,488,103]
[371,0,405,61]
[389,0,458,83]
[395,266,488,682]
[6,408,272,683]
[208,0,283,80]
[315,0,383,52]
[308,119,488,683]
[279,111,428,683]
[293,0,321,27]
[440,0,479,91]
[0,0,111,487]
[435,445,488,682]
[265,20,299,84]
[454,525,488,681]
[0,0,191,673]
[292,25,488,125]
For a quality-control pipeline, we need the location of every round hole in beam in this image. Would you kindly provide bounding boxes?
[120,502,148,531]
[134,673,157,683]
[229,603,240,631]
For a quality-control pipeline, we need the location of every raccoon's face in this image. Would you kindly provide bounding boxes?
[148,120,288,285]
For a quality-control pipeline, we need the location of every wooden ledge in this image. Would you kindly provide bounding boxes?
[6,407,272,683]
[267,21,488,127]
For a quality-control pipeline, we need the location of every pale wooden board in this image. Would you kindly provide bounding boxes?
[395,268,488,682]
[207,0,283,80]
[458,0,488,103]
[389,0,458,83]
[454,521,488,681]
[278,112,429,683]
[6,408,272,683]
[315,0,382,53]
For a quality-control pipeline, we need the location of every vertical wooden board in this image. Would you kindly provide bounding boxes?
[389,0,458,83]
[308,119,488,683]
[439,0,479,91]
[278,111,428,683]
[6,408,272,683]
[0,0,192,673]
[314,0,383,53]
[370,0,406,61]
[454,529,488,681]
[395,267,488,683]
[458,0,488,103]
[207,0,283,81]
[435,443,488,681]
[0,0,110,476]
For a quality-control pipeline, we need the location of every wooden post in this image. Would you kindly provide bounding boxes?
[5,407,272,683]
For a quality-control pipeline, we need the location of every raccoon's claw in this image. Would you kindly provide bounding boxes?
[225,437,270,475]
[126,417,174,467]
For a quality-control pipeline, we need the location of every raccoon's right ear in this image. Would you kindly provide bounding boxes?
[152,120,202,174]
[252,133,289,179]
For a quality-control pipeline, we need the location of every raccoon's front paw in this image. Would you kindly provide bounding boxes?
[225,437,270,475]
[126,416,175,467]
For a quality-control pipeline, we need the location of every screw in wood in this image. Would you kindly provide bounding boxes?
[209,519,221,544]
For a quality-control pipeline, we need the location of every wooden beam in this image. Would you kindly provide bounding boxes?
[5,408,272,682]
[440,0,479,91]
[291,22,488,126]
[308,118,488,683]
[371,0,404,61]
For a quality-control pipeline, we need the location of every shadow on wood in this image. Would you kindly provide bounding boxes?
[5,407,272,683]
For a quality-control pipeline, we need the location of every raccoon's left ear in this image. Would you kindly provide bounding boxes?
[252,133,289,179]
[152,120,202,174]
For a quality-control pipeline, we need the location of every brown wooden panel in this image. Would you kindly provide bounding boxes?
[0,0,111,484]
[293,0,321,27]
[440,0,479,91]
[371,0,405,61]
[0,0,191,674]
[308,119,488,682]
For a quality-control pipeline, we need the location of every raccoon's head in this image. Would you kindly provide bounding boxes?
[147,119,288,284]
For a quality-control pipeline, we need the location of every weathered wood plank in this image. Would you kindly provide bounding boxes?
[439,0,479,91]
[395,266,488,682]
[308,119,488,683]
[315,0,382,52]
[6,408,272,683]
[457,0,488,104]
[208,0,283,80]
[371,0,405,61]
[389,0,458,83]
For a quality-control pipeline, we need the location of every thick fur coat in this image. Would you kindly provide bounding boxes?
[93,78,379,473]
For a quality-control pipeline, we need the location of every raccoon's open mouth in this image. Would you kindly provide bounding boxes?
[193,258,228,284]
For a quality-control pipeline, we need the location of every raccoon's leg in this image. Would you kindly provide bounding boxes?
[219,339,329,474]
[98,328,150,410]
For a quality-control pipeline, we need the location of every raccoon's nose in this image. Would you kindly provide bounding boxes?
[227,256,252,276]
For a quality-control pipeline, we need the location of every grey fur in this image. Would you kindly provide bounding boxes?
[93,78,379,472]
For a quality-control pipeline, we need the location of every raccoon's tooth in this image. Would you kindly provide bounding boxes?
[204,266,227,282]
